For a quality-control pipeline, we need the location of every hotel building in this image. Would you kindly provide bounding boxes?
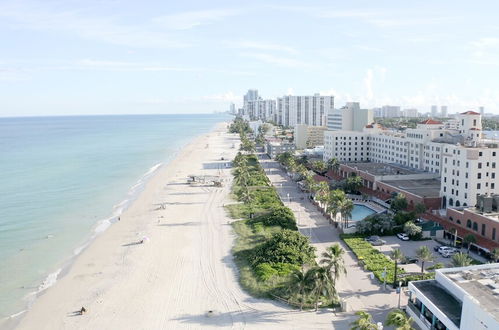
[407,264,499,330]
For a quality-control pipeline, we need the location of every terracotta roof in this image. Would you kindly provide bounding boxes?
[419,119,443,125]
[461,111,480,115]
[365,124,373,128]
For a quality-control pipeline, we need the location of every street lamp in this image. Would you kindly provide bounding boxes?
[397,281,403,309]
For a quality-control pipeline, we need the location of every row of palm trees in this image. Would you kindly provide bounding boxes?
[351,309,414,330]
[310,180,354,229]
[288,244,346,311]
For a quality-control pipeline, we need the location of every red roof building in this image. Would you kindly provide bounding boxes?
[461,111,481,115]
[419,119,443,125]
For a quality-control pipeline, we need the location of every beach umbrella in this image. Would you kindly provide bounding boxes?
[142,236,150,243]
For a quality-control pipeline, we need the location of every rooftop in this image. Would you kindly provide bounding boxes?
[461,110,481,115]
[442,264,499,323]
[344,162,420,176]
[381,178,441,198]
[420,119,443,125]
[412,280,462,327]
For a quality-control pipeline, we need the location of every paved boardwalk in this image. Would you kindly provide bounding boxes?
[259,155,407,326]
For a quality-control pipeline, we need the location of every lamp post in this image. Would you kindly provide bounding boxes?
[397,281,403,309]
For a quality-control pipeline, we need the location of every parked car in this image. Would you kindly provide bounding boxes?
[442,249,458,258]
[433,245,443,252]
[397,233,410,241]
[400,256,418,264]
[438,246,458,255]
[365,235,381,242]
[369,239,386,246]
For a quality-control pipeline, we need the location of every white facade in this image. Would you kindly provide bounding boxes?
[403,108,419,118]
[408,264,499,330]
[294,124,327,149]
[441,105,448,118]
[431,105,438,117]
[324,111,499,208]
[326,102,373,132]
[276,94,334,127]
[374,105,401,118]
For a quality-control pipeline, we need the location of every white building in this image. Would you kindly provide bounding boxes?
[276,94,334,127]
[324,111,499,208]
[431,105,439,117]
[245,99,276,121]
[294,124,327,149]
[407,263,499,330]
[373,105,401,118]
[229,103,236,114]
[441,105,448,118]
[327,102,373,132]
[403,108,419,118]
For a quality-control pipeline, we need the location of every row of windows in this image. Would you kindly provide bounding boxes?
[448,216,497,240]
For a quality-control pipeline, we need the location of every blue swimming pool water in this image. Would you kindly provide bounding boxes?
[350,204,377,221]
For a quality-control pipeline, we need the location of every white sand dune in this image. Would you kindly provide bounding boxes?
[9,123,338,330]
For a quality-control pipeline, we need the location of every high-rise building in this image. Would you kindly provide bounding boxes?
[431,105,438,117]
[229,103,236,114]
[403,108,419,118]
[480,106,485,116]
[441,106,448,118]
[374,105,401,118]
[276,94,334,127]
[327,102,373,132]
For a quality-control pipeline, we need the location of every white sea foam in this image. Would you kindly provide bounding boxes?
[37,268,61,293]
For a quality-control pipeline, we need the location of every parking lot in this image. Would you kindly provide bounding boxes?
[372,236,461,273]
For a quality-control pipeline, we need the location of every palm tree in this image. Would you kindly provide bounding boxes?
[415,246,434,276]
[385,309,414,330]
[350,311,378,330]
[327,157,340,173]
[310,266,335,311]
[464,234,477,254]
[391,249,405,289]
[287,267,315,311]
[315,181,330,209]
[451,252,472,267]
[340,198,354,229]
[492,248,499,263]
[320,244,347,287]
[313,160,328,174]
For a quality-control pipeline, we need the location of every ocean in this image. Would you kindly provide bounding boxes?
[0,114,229,318]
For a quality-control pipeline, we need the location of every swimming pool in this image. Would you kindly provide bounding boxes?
[350,204,377,221]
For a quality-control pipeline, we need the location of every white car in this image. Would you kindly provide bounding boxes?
[397,233,410,241]
[442,249,458,258]
[438,246,458,255]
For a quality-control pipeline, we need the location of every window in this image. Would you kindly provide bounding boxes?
[449,216,454,222]
[493,228,497,241]
[482,224,486,236]
[478,173,482,179]
[473,222,478,231]
[479,163,482,169]
[467,220,472,228]
[478,183,481,189]
[457,219,461,224]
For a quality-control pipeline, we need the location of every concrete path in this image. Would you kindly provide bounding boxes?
[259,155,407,326]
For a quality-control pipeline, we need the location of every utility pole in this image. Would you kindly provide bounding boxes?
[397,281,403,309]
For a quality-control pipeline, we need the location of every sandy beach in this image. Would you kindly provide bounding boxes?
[5,123,337,330]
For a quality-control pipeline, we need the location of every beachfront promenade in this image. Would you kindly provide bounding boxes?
[11,126,346,330]
[259,154,406,325]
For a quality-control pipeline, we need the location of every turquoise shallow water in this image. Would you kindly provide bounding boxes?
[0,114,228,318]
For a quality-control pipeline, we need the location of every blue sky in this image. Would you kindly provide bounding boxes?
[1,0,499,116]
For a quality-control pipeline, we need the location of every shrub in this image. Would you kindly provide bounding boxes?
[255,263,278,281]
[250,230,316,267]
[251,206,297,230]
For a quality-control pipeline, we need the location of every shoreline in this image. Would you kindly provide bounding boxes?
[0,122,227,330]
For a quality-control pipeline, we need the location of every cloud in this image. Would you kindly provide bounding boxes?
[203,91,240,102]
[242,53,313,68]
[469,37,499,65]
[364,69,374,100]
[232,41,297,53]
[0,2,230,48]
[152,9,240,30]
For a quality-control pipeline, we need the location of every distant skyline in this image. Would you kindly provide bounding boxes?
[1,0,499,117]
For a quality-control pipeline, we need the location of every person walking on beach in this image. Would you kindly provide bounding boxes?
[80,307,86,315]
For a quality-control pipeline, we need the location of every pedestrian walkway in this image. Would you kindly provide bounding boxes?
[259,155,406,324]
